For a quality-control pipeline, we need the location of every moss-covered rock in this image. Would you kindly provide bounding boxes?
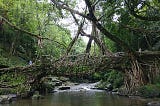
[40,76,63,92]
[147,101,160,106]
[31,91,44,100]
[58,77,69,82]
[0,88,16,95]
[0,95,12,104]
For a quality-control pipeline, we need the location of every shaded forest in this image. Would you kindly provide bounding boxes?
[0,0,160,98]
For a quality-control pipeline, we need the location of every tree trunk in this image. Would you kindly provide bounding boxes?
[85,37,93,53]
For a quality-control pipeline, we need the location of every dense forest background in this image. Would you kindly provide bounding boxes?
[0,0,160,97]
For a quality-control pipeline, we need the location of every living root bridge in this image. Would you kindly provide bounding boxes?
[0,53,127,88]
[0,53,126,75]
[0,51,159,76]
[0,51,160,94]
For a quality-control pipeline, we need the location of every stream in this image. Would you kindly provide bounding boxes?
[0,83,147,106]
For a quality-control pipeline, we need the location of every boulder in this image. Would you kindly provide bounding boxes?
[58,77,69,82]
[112,88,119,92]
[58,86,70,90]
[41,77,63,92]
[0,95,12,104]
[31,91,44,100]
[105,83,113,91]
[147,101,160,106]
[32,94,44,100]
[42,77,62,86]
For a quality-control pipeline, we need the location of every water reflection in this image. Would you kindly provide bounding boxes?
[0,91,146,106]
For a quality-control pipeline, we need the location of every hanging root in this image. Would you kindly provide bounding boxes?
[123,59,146,95]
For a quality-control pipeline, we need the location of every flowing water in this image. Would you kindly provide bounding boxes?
[0,84,147,106]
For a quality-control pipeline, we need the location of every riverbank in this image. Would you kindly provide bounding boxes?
[1,81,160,106]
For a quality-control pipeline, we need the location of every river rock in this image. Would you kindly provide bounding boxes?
[58,86,70,90]
[147,101,160,106]
[41,77,62,89]
[105,83,113,91]
[32,94,44,100]
[112,88,119,92]
[0,95,12,104]
[47,77,62,86]
[32,91,44,100]
[58,77,69,82]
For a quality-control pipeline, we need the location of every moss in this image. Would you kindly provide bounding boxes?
[0,73,30,95]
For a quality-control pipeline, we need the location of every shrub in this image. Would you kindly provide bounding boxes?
[96,70,124,89]
[138,84,160,98]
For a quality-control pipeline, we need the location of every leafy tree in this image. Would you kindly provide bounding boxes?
[0,0,72,63]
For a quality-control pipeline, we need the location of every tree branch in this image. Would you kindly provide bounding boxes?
[84,0,134,53]
[51,0,91,20]
[51,0,134,54]
[69,6,112,55]
[122,24,160,34]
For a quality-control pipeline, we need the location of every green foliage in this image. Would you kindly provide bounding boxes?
[0,73,29,94]
[92,72,101,80]
[103,70,123,88]
[0,47,27,67]
[0,0,72,62]
[35,25,71,58]
[96,70,123,89]
[138,84,160,98]
[71,37,86,54]
[0,56,9,67]
[152,74,160,85]
[0,0,159,96]
[104,38,117,52]
[0,73,25,86]
[96,81,109,89]
[99,0,160,51]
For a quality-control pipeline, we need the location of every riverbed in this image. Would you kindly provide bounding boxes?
[0,83,149,106]
[0,91,147,106]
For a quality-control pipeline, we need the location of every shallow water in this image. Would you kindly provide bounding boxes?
[0,90,147,106]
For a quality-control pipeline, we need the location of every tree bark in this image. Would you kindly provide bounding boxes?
[85,37,93,53]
